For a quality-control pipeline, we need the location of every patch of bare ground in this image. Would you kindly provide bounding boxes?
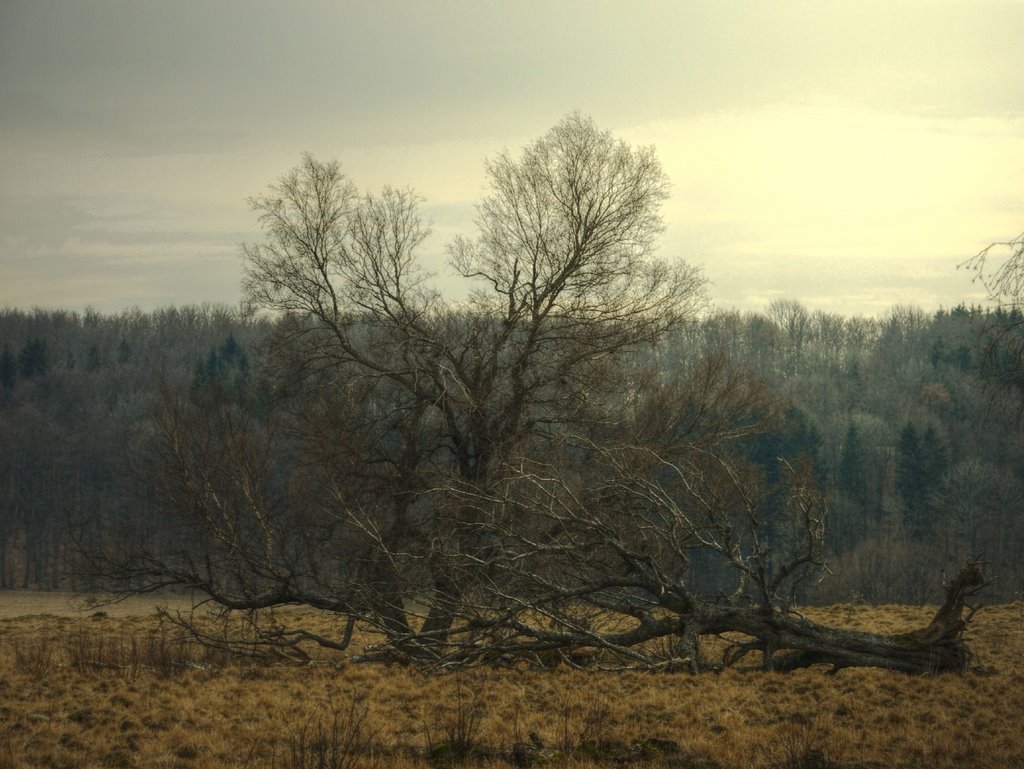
[1,598,1023,768]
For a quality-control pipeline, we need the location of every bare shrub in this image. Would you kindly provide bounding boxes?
[762,722,841,769]
[275,697,378,769]
[10,636,55,679]
[424,675,486,764]
[555,693,614,755]
[133,629,202,677]
[60,628,207,678]
[761,720,856,769]
[63,629,123,675]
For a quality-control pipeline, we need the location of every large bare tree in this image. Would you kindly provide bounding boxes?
[104,115,703,651]
[100,115,986,672]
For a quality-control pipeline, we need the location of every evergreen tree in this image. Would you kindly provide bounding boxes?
[919,424,949,533]
[838,421,869,504]
[192,350,221,391]
[117,337,132,364]
[192,336,252,400]
[0,344,16,389]
[85,345,103,372]
[897,421,945,539]
[17,338,48,379]
[748,406,824,482]
[220,334,239,362]
[746,406,825,560]
[921,424,948,483]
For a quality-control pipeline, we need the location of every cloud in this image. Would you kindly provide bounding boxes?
[1,1,1022,314]
[4,1,1021,154]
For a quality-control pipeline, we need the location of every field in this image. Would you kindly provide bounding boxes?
[1,594,1023,769]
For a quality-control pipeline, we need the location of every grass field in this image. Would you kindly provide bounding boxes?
[1,592,1023,768]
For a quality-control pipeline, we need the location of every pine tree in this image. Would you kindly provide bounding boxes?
[220,334,239,362]
[919,424,949,535]
[0,344,16,389]
[117,337,132,364]
[85,345,103,372]
[921,424,948,482]
[897,422,944,539]
[17,338,48,379]
[838,422,869,504]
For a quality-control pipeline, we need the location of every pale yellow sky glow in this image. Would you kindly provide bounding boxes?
[1,1,1022,316]
[635,107,1024,314]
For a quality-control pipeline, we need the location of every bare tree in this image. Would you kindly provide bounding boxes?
[766,299,810,374]
[963,232,1024,419]
[965,232,1024,309]
[98,115,987,673]
[98,115,706,654]
[92,382,379,660]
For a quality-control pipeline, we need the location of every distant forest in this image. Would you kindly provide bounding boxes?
[1,300,1022,603]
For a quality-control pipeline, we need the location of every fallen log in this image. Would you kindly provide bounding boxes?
[435,562,990,674]
[709,562,990,673]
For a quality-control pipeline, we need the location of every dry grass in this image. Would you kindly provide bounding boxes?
[1,594,1023,768]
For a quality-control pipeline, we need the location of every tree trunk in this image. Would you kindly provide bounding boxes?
[705,563,988,673]
[417,574,460,646]
[443,563,989,674]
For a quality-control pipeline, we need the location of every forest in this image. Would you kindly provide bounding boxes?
[2,301,1023,602]
[1,115,1022,674]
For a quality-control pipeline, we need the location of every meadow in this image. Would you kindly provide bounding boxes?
[1,593,1023,769]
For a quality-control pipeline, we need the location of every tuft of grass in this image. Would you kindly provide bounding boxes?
[423,674,487,764]
[761,720,843,769]
[555,692,616,755]
[276,696,378,769]
[0,741,24,769]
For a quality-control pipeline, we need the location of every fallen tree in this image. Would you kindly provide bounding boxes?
[399,426,990,674]
[760,562,988,673]
[422,564,987,673]
[90,115,991,674]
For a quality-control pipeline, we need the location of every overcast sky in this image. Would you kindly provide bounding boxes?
[2,1,1022,317]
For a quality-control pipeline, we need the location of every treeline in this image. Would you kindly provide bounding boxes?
[0,301,1021,602]
[0,305,273,590]
[672,300,1024,602]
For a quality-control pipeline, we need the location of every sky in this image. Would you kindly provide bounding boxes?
[1,1,1022,318]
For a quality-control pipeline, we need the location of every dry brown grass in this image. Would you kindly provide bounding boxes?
[1,594,1023,768]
